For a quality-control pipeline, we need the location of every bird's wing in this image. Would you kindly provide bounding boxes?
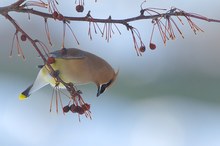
[50,48,85,59]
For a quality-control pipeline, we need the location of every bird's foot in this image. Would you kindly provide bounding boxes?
[52,70,60,77]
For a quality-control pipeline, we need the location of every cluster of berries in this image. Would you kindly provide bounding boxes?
[63,103,90,115]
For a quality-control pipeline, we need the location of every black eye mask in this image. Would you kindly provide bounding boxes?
[97,79,113,97]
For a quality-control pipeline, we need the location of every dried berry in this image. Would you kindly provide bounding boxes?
[149,43,156,50]
[76,106,85,115]
[57,14,64,21]
[82,103,90,111]
[76,5,84,13]
[70,104,76,113]
[52,11,58,19]
[47,57,55,64]
[20,34,27,41]
[71,105,84,114]
[63,105,70,113]
[139,46,146,52]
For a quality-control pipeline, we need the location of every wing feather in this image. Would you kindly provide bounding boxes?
[50,48,85,59]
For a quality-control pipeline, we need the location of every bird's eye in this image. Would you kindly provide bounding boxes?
[100,79,113,94]
[100,85,106,95]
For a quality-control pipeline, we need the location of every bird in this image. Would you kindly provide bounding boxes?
[19,48,118,100]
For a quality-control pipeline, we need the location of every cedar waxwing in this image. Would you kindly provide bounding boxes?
[19,48,118,100]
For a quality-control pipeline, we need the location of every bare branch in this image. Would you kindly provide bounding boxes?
[7,8,220,25]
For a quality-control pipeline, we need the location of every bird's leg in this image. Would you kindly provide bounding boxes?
[77,90,82,94]
[52,70,60,78]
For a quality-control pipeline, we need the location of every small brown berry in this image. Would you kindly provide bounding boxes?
[52,11,58,19]
[47,57,55,64]
[71,105,84,114]
[63,105,70,113]
[76,5,84,13]
[76,106,85,115]
[82,103,90,111]
[139,46,146,52]
[20,34,27,41]
[149,43,156,50]
[57,14,64,21]
[70,104,76,113]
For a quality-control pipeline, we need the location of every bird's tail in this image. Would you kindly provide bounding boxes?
[19,68,49,100]
[19,84,33,100]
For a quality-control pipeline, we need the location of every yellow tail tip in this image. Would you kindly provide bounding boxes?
[19,93,27,100]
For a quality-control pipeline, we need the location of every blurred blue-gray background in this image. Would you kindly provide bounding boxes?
[1,0,220,146]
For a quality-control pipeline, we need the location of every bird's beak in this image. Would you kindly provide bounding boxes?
[96,91,101,97]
